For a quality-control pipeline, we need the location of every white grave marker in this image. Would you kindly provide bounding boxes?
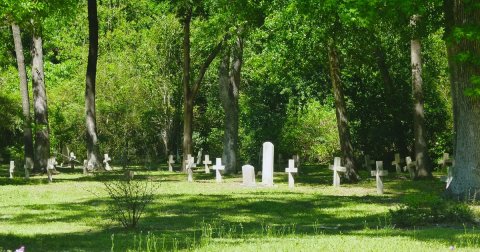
[363,155,375,172]
[196,149,203,165]
[203,155,212,173]
[293,155,301,169]
[9,161,14,179]
[69,152,77,169]
[24,164,29,179]
[329,157,346,187]
[371,161,389,194]
[391,153,402,173]
[104,154,112,171]
[242,164,256,187]
[47,157,56,182]
[168,155,175,172]
[184,154,195,182]
[438,153,453,170]
[83,160,88,175]
[404,156,416,179]
[285,159,298,188]
[212,158,225,183]
[262,142,274,186]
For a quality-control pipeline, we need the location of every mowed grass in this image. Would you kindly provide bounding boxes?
[0,164,479,251]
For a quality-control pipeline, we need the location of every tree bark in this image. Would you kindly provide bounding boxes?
[327,38,359,181]
[12,23,34,170]
[410,15,432,178]
[219,32,242,174]
[85,0,101,169]
[444,0,480,200]
[31,23,50,173]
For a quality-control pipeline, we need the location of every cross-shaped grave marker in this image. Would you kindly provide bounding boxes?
[391,153,403,173]
[9,161,14,179]
[285,159,298,188]
[363,155,375,172]
[404,156,416,179]
[371,161,389,194]
[438,153,453,170]
[329,157,346,187]
[104,154,112,171]
[184,154,195,182]
[212,158,225,183]
[168,155,175,172]
[203,155,212,174]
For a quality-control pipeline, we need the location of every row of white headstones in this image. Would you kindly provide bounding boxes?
[169,142,300,188]
[8,153,114,182]
[329,152,454,194]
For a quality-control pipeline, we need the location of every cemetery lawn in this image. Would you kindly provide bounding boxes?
[0,165,479,251]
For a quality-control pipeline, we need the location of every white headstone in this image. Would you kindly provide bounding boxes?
[104,154,112,171]
[329,157,346,187]
[196,149,203,165]
[371,161,389,194]
[69,152,76,169]
[404,156,416,179]
[185,154,195,182]
[242,164,256,187]
[285,159,298,188]
[9,161,14,179]
[363,155,375,172]
[168,155,175,172]
[293,155,301,169]
[262,142,274,186]
[212,158,225,183]
[47,157,56,182]
[438,153,453,170]
[391,153,402,173]
[83,160,88,175]
[203,155,212,173]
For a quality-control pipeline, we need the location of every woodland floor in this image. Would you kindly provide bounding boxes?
[0,163,479,251]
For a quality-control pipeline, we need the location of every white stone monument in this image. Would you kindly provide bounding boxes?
[262,142,274,186]
[104,154,112,171]
[371,161,388,194]
[47,157,56,182]
[293,155,301,169]
[404,156,416,179]
[69,152,77,169]
[285,159,298,188]
[241,164,256,187]
[329,157,346,187]
[212,158,225,183]
[391,153,402,173]
[24,164,29,179]
[196,149,203,165]
[9,161,14,179]
[168,155,175,172]
[83,160,88,175]
[363,155,375,172]
[203,155,212,173]
[184,154,195,182]
[438,153,453,170]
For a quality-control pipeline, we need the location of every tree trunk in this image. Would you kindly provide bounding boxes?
[444,0,480,200]
[85,0,101,169]
[327,38,359,181]
[410,19,431,178]
[31,24,50,173]
[219,33,242,174]
[12,23,34,170]
[182,12,193,171]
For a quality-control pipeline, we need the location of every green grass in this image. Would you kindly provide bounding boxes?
[0,164,479,251]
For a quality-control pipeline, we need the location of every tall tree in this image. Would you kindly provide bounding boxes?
[219,29,243,174]
[410,15,432,178]
[327,37,359,181]
[11,23,34,171]
[179,6,224,170]
[31,21,50,173]
[444,0,480,199]
[85,0,101,169]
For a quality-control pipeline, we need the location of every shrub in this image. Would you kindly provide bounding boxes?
[103,177,157,228]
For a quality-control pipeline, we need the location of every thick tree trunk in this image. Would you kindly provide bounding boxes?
[31,25,50,173]
[444,0,480,200]
[12,23,34,170]
[327,38,359,181]
[411,33,431,178]
[85,0,101,169]
[219,33,242,174]
[182,13,193,171]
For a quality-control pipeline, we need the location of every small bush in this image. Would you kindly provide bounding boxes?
[103,178,157,228]
[390,201,474,227]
